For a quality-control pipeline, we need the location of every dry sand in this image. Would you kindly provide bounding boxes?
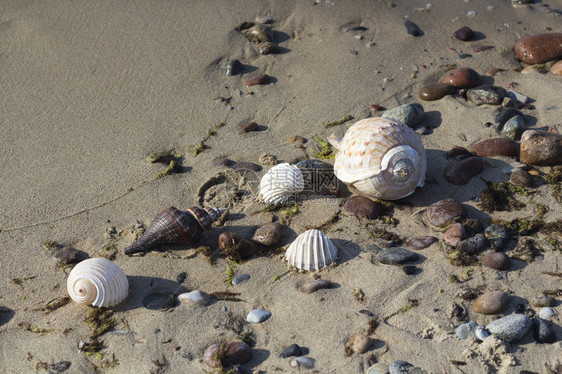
[1,0,561,373]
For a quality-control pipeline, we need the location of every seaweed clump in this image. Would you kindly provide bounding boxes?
[478,181,527,213]
[312,135,335,159]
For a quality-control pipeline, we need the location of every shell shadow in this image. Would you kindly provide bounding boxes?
[471,31,486,41]
[0,307,15,326]
[272,30,290,44]
[115,276,188,312]
[417,110,442,133]
[245,348,270,369]
[331,238,362,265]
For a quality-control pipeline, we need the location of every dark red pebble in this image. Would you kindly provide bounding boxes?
[453,26,475,41]
[444,157,484,185]
[442,67,481,89]
[470,138,520,158]
[515,33,562,64]
[245,73,271,87]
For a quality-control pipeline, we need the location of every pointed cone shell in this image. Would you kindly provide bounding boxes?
[67,258,129,307]
[285,229,338,270]
[330,117,426,200]
[124,206,225,255]
[258,163,304,204]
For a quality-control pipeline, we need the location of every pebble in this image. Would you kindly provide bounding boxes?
[346,333,372,354]
[252,222,283,246]
[453,26,475,41]
[238,121,259,134]
[255,15,274,24]
[343,196,379,219]
[484,224,510,250]
[457,234,489,255]
[531,296,555,308]
[218,232,260,262]
[279,343,302,358]
[221,59,244,76]
[442,67,481,88]
[376,248,419,265]
[291,357,315,370]
[506,90,530,104]
[552,60,562,75]
[472,290,510,315]
[231,273,251,285]
[402,265,417,275]
[501,115,525,140]
[475,325,490,341]
[424,199,466,230]
[486,314,532,342]
[49,361,71,373]
[389,360,427,374]
[520,130,562,166]
[178,290,210,306]
[495,108,523,128]
[466,86,506,105]
[510,169,534,187]
[203,340,252,368]
[442,223,466,247]
[418,83,456,101]
[444,156,484,185]
[54,247,86,267]
[404,236,438,250]
[382,103,424,127]
[246,309,271,323]
[456,321,478,340]
[532,318,557,343]
[300,279,334,294]
[538,307,555,321]
[245,73,271,87]
[367,363,390,374]
[515,33,562,64]
[176,272,187,284]
[469,138,519,157]
[404,20,423,36]
[478,252,511,270]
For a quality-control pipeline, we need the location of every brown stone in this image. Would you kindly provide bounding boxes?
[424,199,466,230]
[252,222,283,246]
[345,334,372,355]
[470,138,519,157]
[404,236,438,250]
[442,67,481,88]
[218,232,260,262]
[520,130,562,166]
[552,60,562,75]
[245,73,271,87]
[453,26,475,41]
[515,33,562,64]
[202,340,252,368]
[299,279,334,294]
[510,169,534,187]
[238,122,259,134]
[343,196,378,219]
[478,252,511,270]
[419,83,456,101]
[442,223,466,247]
[444,157,484,185]
[472,290,509,315]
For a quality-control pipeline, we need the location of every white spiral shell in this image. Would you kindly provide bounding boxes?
[328,117,427,200]
[258,163,304,204]
[67,258,129,308]
[285,229,338,270]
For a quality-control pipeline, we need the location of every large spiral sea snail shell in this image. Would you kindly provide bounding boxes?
[328,117,426,200]
[67,258,129,308]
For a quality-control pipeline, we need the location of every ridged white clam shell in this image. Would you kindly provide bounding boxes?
[258,163,304,204]
[329,117,426,200]
[67,258,129,308]
[285,229,338,270]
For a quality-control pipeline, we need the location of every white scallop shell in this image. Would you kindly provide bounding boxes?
[258,163,304,204]
[67,258,129,308]
[285,229,338,270]
[328,117,426,200]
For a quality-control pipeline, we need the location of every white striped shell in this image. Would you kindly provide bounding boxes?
[258,163,304,204]
[285,229,338,270]
[328,117,426,200]
[67,258,129,308]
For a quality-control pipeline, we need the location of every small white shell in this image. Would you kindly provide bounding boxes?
[258,163,304,204]
[67,258,129,308]
[285,229,338,270]
[328,117,427,200]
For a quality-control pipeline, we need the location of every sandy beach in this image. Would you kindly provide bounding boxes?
[1,0,561,373]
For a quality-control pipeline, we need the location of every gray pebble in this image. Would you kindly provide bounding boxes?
[475,325,490,341]
[532,317,557,343]
[501,115,525,140]
[486,314,532,342]
[290,356,315,369]
[467,86,506,105]
[279,343,302,358]
[178,290,209,306]
[382,103,424,128]
[367,363,390,374]
[506,90,530,103]
[484,224,510,250]
[456,321,479,340]
[457,234,489,255]
[376,248,419,265]
[495,108,522,128]
[246,309,271,323]
[389,360,427,374]
[232,273,251,285]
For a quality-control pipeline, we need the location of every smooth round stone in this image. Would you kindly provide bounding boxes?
[467,86,506,105]
[484,224,510,250]
[510,169,534,187]
[419,83,456,101]
[344,196,379,219]
[479,252,511,270]
[444,157,484,185]
[442,67,481,88]
[533,317,556,343]
[347,334,372,354]
[456,323,472,339]
[402,265,417,275]
[425,199,466,230]
[538,307,555,321]
[300,279,334,294]
[552,60,562,75]
[279,343,302,358]
[404,20,423,37]
[367,362,390,374]
[520,130,562,166]
[531,296,555,308]
[404,236,438,250]
[231,273,251,285]
[178,290,210,306]
[376,248,419,265]
[472,290,510,315]
[506,90,530,104]
[457,234,489,255]
[502,115,525,140]
[515,33,562,64]
[382,103,424,128]
[442,223,466,247]
[453,26,475,41]
[246,309,271,323]
[486,314,532,342]
[469,138,519,157]
[495,108,523,128]
[252,222,283,246]
[389,360,427,374]
[291,357,315,370]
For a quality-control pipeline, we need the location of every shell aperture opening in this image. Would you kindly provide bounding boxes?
[380,145,419,184]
